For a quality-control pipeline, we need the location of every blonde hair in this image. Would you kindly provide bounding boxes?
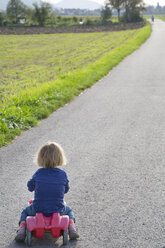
[36,142,67,168]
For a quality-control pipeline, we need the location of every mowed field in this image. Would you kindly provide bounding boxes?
[0,24,151,147]
[0,31,139,99]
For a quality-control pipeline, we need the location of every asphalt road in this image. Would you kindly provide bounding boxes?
[0,19,165,248]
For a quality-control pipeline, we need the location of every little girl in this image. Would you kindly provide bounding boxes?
[15,141,79,242]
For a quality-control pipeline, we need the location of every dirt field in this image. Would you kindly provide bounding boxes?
[0,22,145,35]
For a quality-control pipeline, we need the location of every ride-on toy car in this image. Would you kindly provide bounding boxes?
[26,201,69,246]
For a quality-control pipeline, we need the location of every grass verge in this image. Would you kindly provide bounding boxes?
[0,23,151,147]
[156,16,165,22]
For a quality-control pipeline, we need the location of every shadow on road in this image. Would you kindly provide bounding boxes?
[8,236,78,248]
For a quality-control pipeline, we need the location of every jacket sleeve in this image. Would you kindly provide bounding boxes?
[27,172,37,192]
[64,174,70,194]
[27,178,35,192]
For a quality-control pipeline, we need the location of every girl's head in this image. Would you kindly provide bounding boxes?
[36,141,67,168]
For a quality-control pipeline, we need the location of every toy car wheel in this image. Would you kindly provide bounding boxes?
[63,230,68,245]
[26,228,32,246]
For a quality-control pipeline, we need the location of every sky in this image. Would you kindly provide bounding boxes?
[46,0,165,6]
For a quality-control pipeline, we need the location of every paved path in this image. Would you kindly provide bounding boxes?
[0,20,165,248]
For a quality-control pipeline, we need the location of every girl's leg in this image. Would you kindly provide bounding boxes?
[19,204,36,224]
[62,204,75,222]
[62,204,79,240]
[15,204,36,242]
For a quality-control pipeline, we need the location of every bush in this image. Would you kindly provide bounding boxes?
[63,17,70,22]
[85,19,93,26]
[57,15,61,21]
[122,9,143,23]
[0,12,5,26]
[72,16,78,23]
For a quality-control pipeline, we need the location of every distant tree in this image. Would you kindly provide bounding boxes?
[156,2,161,12]
[101,3,112,23]
[72,16,78,23]
[57,15,61,21]
[0,12,5,26]
[163,6,165,14]
[144,5,155,15]
[33,2,52,26]
[49,11,56,26]
[144,4,165,15]
[24,6,34,24]
[7,0,26,22]
[122,0,145,22]
[109,0,125,21]
[85,18,93,26]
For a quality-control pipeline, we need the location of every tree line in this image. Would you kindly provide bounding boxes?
[101,0,145,23]
[0,0,147,27]
[0,0,54,26]
[145,4,165,15]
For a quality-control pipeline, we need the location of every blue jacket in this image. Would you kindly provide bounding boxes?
[27,168,69,214]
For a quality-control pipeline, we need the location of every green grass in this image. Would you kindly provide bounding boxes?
[156,15,165,21]
[0,23,151,147]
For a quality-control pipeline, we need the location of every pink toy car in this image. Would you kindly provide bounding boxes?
[26,204,69,246]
